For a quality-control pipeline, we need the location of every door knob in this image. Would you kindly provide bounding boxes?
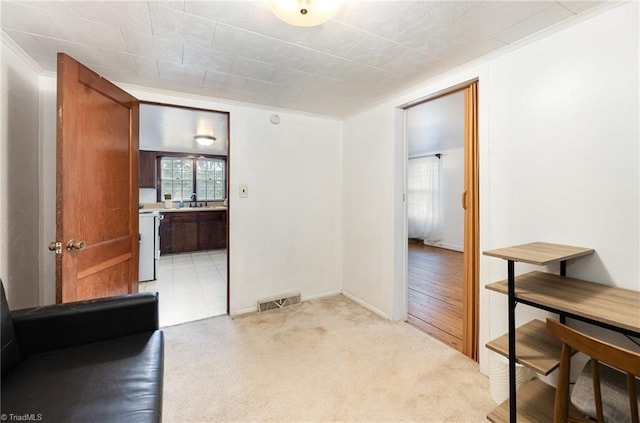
[66,239,86,251]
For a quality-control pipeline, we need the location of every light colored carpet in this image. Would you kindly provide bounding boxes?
[162,294,495,422]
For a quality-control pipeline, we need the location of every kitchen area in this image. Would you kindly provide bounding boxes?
[137,103,229,326]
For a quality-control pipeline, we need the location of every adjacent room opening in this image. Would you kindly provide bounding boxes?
[137,102,230,327]
[404,82,479,360]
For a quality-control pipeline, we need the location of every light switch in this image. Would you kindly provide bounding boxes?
[239,184,248,198]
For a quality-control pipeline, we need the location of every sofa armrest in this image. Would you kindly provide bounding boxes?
[11,292,159,356]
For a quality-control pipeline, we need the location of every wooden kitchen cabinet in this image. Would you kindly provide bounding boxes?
[139,151,157,189]
[198,211,227,250]
[160,210,227,255]
[172,213,198,252]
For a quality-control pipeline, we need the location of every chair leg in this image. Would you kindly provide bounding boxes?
[591,360,604,423]
[555,344,572,423]
[627,373,639,423]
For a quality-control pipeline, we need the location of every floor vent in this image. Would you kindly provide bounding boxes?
[257,292,301,312]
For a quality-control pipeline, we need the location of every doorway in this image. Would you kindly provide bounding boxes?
[404,82,479,360]
[137,102,230,327]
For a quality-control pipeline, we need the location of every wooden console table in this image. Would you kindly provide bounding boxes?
[483,242,640,422]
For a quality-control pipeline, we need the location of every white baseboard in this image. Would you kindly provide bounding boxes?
[423,241,463,252]
[302,290,341,302]
[341,290,389,320]
[231,306,257,316]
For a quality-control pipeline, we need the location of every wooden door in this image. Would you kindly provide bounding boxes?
[55,53,140,303]
[462,81,479,360]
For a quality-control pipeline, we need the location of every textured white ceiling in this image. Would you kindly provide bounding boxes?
[1,0,607,117]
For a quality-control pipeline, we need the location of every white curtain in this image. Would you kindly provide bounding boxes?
[407,156,442,242]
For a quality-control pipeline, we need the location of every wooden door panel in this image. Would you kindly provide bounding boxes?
[56,53,139,303]
[462,81,479,361]
[77,236,132,279]
[76,260,130,299]
[77,86,132,245]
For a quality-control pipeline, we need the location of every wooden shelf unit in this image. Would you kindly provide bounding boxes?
[483,242,595,423]
[487,378,589,423]
[487,379,555,423]
[484,242,640,422]
[486,319,564,376]
[486,271,640,336]
[483,242,594,266]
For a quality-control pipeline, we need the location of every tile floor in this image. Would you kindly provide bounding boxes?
[139,249,227,327]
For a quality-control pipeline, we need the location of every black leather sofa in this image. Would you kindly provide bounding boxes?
[1,282,164,422]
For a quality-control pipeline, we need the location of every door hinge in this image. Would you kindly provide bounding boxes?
[48,241,62,255]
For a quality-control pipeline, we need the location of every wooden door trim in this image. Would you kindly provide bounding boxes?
[401,79,478,110]
[402,79,480,361]
[462,81,479,361]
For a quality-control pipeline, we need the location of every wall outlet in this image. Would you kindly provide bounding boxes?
[239,184,248,198]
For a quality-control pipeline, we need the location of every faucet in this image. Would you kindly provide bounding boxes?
[190,193,197,207]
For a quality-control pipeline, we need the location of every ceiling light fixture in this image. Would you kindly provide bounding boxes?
[194,134,216,146]
[269,0,340,27]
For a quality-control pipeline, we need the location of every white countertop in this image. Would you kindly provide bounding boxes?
[140,206,227,213]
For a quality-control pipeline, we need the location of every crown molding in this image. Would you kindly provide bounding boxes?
[1,30,44,75]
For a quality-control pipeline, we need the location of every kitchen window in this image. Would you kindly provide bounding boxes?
[196,158,225,201]
[159,156,226,202]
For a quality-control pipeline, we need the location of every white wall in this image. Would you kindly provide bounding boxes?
[224,104,342,313]
[39,76,56,305]
[341,2,639,374]
[485,1,639,357]
[1,35,41,308]
[342,104,397,317]
[37,82,343,315]
[438,147,464,251]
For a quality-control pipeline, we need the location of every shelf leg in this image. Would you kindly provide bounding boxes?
[508,259,517,422]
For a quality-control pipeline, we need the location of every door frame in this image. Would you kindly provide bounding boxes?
[139,101,231,315]
[399,79,479,360]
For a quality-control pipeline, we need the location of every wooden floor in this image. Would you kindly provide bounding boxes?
[407,241,463,353]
